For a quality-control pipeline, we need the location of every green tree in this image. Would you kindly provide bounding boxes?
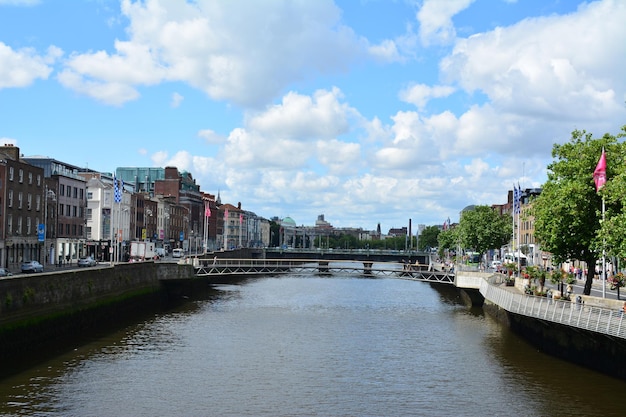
[437,227,459,260]
[418,225,440,251]
[457,205,512,264]
[533,128,623,295]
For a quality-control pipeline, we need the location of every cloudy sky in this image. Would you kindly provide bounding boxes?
[1,0,625,232]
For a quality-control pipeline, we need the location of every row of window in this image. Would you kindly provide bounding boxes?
[7,191,41,211]
[7,166,43,186]
[59,203,84,218]
[58,223,84,237]
[60,184,84,199]
[5,191,84,218]
[5,214,83,237]
[6,214,39,236]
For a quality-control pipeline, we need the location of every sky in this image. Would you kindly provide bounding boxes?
[1,0,625,233]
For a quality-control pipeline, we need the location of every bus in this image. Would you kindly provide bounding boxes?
[172,248,184,258]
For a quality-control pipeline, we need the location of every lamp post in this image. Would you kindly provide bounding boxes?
[43,186,56,266]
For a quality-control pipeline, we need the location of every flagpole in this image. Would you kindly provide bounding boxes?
[602,197,606,298]
[593,148,607,298]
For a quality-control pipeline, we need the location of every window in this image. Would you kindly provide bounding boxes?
[87,191,93,199]
[27,217,31,234]
[59,204,64,217]
[18,169,23,183]
[67,186,71,197]
[7,214,12,235]
[86,226,92,239]
[66,224,70,235]
[17,217,22,235]
[72,224,77,236]
[28,172,33,184]
[60,184,65,196]
[73,206,77,217]
[36,195,41,211]
[87,208,92,219]
[37,174,41,186]
[66,205,70,216]
[8,166,13,181]
[8,190,12,207]
[18,192,23,209]
[73,187,78,198]
[27,193,32,210]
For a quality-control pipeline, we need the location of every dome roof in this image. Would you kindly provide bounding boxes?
[282,217,296,226]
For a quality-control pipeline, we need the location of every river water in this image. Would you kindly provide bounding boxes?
[1,274,625,416]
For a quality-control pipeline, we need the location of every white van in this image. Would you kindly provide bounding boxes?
[172,248,184,258]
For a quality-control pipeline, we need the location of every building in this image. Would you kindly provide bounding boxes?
[22,154,87,266]
[0,145,46,270]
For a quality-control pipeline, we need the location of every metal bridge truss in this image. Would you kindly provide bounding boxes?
[193,258,455,285]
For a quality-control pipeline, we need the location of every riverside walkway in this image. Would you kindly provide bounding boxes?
[477,272,626,340]
[185,257,626,340]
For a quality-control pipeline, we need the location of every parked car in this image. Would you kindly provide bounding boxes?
[21,260,44,273]
[0,267,12,277]
[491,260,503,270]
[78,256,97,267]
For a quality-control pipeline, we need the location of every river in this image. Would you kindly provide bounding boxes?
[1,274,625,416]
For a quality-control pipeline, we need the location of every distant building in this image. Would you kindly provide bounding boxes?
[387,227,407,237]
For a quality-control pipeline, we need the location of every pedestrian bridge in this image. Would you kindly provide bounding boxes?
[190,258,476,287]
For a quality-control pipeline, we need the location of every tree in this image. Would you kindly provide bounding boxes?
[457,205,512,264]
[418,225,440,251]
[437,227,458,258]
[533,128,623,295]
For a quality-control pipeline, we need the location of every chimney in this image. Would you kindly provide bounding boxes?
[0,144,20,161]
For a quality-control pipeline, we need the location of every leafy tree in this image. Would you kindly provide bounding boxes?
[437,227,458,255]
[533,129,623,295]
[457,205,512,264]
[418,225,440,251]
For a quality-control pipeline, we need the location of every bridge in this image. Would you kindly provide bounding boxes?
[263,248,430,264]
[191,258,455,285]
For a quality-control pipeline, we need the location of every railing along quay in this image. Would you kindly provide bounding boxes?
[480,275,626,340]
[192,258,455,284]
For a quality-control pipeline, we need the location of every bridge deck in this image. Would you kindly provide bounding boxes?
[190,258,455,285]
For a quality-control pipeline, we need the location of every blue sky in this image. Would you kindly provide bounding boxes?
[1,0,625,233]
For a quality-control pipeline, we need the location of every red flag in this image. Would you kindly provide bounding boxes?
[593,148,606,192]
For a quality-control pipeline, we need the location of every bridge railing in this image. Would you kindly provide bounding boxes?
[480,275,626,339]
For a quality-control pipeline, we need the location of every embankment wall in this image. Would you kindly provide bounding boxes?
[0,262,195,376]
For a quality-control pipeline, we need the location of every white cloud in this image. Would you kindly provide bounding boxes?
[0,43,60,88]
[440,0,626,125]
[246,88,354,141]
[58,0,370,107]
[0,137,17,146]
[399,83,455,110]
[170,92,183,108]
[197,129,225,145]
[417,0,475,46]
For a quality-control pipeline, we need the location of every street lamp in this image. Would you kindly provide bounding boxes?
[43,186,56,266]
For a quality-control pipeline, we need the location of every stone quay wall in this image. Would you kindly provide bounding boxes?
[0,262,195,375]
